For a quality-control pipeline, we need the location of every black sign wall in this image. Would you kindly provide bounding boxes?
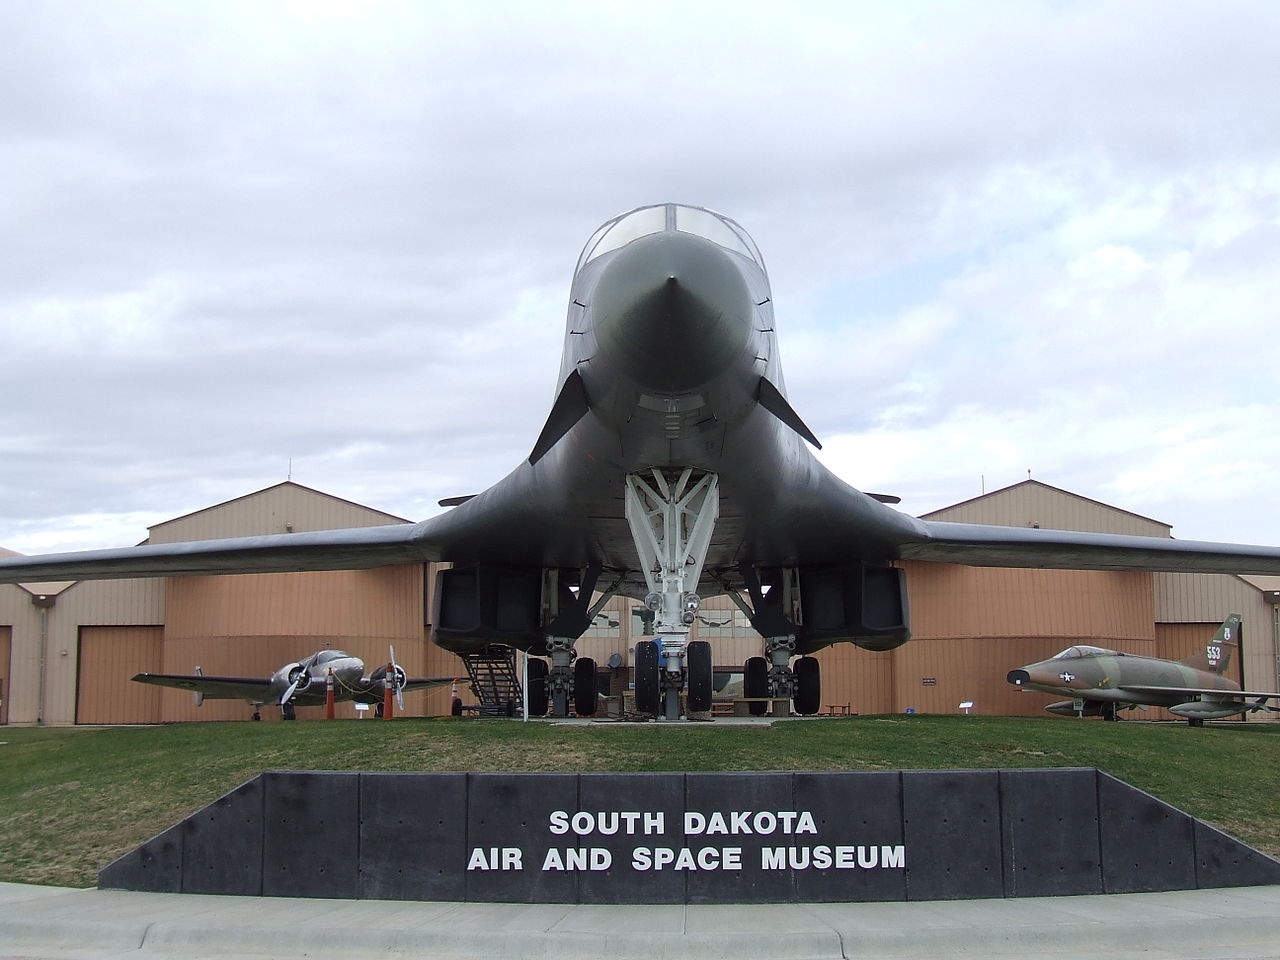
[100,768,1280,903]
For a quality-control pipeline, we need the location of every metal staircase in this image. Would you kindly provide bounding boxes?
[460,644,522,716]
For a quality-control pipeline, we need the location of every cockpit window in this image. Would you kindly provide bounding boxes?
[1049,645,1116,660]
[675,205,759,262]
[578,206,667,268]
[577,203,763,272]
[311,650,349,665]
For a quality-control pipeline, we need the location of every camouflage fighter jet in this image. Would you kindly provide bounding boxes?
[1006,615,1280,725]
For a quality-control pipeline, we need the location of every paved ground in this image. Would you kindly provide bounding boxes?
[2,882,1279,960]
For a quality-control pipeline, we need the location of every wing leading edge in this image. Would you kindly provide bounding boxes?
[0,521,442,584]
[899,520,1280,576]
[9,508,1280,586]
[131,673,272,701]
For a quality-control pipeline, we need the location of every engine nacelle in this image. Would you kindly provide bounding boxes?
[792,562,911,654]
[284,662,310,692]
[433,565,544,651]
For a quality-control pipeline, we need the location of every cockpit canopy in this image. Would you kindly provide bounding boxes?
[575,203,764,274]
[305,650,352,667]
[1049,645,1120,661]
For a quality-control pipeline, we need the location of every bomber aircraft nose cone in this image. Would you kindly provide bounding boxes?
[592,230,753,393]
[1007,669,1030,686]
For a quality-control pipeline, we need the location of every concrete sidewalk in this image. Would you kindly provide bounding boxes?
[2,881,1279,960]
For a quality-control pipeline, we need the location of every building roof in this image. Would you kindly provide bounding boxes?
[150,481,411,531]
[921,479,1172,537]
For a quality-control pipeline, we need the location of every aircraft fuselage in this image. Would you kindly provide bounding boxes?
[425,207,922,602]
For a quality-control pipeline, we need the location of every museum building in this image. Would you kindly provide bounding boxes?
[2,479,1277,725]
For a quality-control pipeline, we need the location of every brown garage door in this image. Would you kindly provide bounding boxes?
[77,626,164,724]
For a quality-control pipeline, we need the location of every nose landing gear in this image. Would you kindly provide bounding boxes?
[625,469,719,720]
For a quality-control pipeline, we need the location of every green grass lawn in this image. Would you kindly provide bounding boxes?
[2,714,1278,888]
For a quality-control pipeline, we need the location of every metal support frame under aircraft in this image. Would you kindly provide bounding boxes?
[6,203,1280,722]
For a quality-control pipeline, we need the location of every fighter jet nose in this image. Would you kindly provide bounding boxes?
[1007,669,1030,686]
[592,231,754,393]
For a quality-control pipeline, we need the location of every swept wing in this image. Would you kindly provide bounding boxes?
[898,520,1280,575]
[1118,685,1280,699]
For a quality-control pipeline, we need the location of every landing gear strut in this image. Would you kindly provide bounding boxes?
[732,566,822,716]
[625,468,719,720]
[743,643,821,717]
[546,636,575,718]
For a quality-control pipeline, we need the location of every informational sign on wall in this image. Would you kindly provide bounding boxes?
[101,768,1280,903]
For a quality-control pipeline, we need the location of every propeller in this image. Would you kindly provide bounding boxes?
[280,663,308,706]
[389,645,406,712]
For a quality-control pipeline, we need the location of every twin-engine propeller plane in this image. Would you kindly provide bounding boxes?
[132,647,455,720]
[5,203,1280,721]
[1007,615,1280,725]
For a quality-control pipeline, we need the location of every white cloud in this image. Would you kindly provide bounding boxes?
[3,0,1280,556]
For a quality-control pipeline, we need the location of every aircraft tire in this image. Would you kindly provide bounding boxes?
[634,640,660,715]
[744,656,769,716]
[793,656,821,716]
[526,657,549,717]
[686,640,713,713]
[574,657,599,716]
[282,703,297,721]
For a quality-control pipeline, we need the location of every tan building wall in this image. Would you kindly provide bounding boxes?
[811,563,1156,718]
[1154,572,1279,703]
[0,575,163,725]
[902,563,1155,642]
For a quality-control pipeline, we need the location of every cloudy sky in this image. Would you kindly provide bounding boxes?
[3,0,1278,556]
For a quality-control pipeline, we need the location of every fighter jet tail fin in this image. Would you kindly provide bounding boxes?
[1178,613,1242,674]
[529,369,590,464]
[756,376,821,449]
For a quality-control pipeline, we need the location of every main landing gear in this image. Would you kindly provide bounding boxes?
[740,648,821,717]
[542,637,598,718]
[724,565,822,717]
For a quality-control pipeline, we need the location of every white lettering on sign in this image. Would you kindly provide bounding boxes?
[523,807,906,876]
[760,845,905,870]
[540,847,613,871]
[548,810,667,836]
[631,846,743,871]
[684,810,818,835]
[467,847,524,871]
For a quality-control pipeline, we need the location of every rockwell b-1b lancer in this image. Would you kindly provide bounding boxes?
[132,648,455,720]
[5,203,1280,721]
[1007,615,1280,725]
